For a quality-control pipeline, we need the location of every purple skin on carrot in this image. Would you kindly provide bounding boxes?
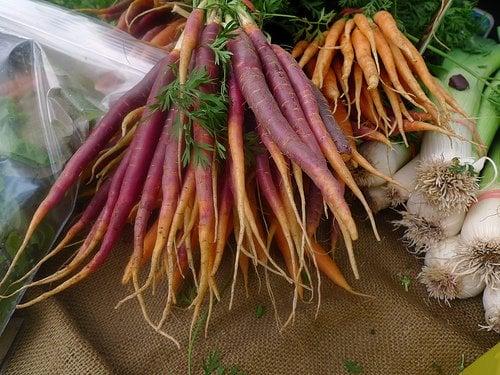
[271,44,351,155]
[244,25,324,161]
[133,108,177,265]
[129,9,172,38]
[305,184,323,236]
[84,50,180,272]
[142,24,166,42]
[255,152,287,225]
[100,0,133,18]
[311,85,351,155]
[229,31,354,236]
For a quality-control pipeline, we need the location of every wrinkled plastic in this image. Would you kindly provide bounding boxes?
[0,0,165,334]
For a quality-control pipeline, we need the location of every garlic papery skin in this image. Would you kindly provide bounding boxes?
[460,190,500,243]
[394,190,466,253]
[354,141,411,188]
[455,190,500,286]
[387,155,420,206]
[482,283,500,334]
[419,237,486,303]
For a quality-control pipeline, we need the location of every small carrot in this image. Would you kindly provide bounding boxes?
[353,62,363,128]
[367,85,392,135]
[353,13,379,73]
[351,27,378,90]
[372,26,421,109]
[298,32,326,68]
[179,7,204,85]
[291,40,309,59]
[352,124,391,145]
[150,18,186,47]
[386,41,439,121]
[379,70,406,144]
[339,19,355,103]
[323,68,340,111]
[312,18,346,88]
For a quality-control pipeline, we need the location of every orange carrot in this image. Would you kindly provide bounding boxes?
[298,32,326,68]
[323,68,340,109]
[312,18,346,88]
[291,40,309,59]
[351,27,378,90]
[353,62,363,127]
[150,19,185,47]
[353,13,379,72]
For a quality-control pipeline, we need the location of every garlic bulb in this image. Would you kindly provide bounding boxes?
[394,191,466,253]
[420,237,485,303]
[482,283,500,334]
[354,142,411,187]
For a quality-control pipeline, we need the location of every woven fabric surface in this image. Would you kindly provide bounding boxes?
[4,210,498,374]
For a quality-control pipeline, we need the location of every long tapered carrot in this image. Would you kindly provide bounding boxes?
[353,62,363,127]
[340,18,355,116]
[179,7,205,85]
[291,40,309,59]
[298,32,326,68]
[150,18,186,47]
[271,45,382,246]
[372,26,421,109]
[368,85,392,134]
[229,30,357,241]
[352,125,391,145]
[83,50,179,286]
[124,0,154,31]
[15,151,131,305]
[0,54,170,289]
[131,109,177,278]
[312,18,346,88]
[212,171,234,275]
[380,70,406,144]
[353,13,379,73]
[386,38,440,122]
[6,177,112,293]
[352,27,378,90]
[323,68,340,110]
[373,11,461,116]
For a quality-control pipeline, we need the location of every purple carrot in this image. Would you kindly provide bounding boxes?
[129,8,172,38]
[311,85,351,155]
[228,30,357,240]
[131,108,177,270]
[271,44,351,155]
[272,44,380,241]
[142,24,166,42]
[306,184,323,236]
[87,49,180,272]
[244,24,324,161]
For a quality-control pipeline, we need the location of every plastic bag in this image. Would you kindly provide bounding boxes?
[0,0,165,334]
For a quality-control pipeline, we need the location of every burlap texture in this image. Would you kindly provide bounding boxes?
[4,210,498,374]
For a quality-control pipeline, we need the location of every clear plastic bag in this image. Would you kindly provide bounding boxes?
[0,0,165,333]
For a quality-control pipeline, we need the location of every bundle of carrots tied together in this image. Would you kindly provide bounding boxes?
[0,0,469,345]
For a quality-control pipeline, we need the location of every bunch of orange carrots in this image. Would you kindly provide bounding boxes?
[293,10,464,147]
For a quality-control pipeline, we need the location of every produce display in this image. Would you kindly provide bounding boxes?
[0,0,498,354]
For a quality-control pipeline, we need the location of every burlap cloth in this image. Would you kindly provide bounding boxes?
[4,209,498,374]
